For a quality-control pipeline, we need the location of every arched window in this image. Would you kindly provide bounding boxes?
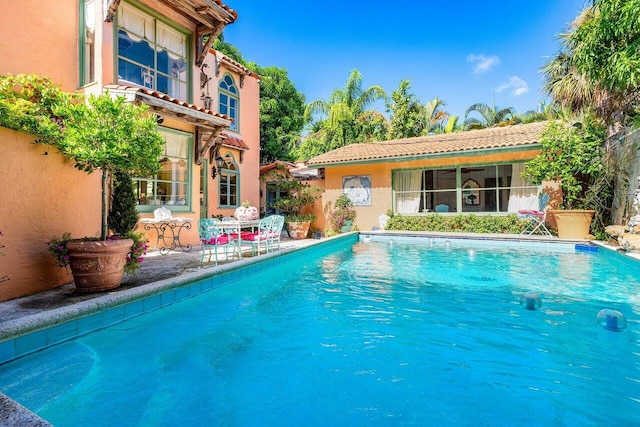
[218,154,239,207]
[219,74,239,131]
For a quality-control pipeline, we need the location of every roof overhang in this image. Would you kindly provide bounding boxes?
[307,144,542,169]
[103,85,233,164]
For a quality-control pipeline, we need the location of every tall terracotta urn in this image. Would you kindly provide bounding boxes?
[551,210,595,239]
[66,238,133,292]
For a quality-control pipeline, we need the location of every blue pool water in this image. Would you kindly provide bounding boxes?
[1,236,639,426]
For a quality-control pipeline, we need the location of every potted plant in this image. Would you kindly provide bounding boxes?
[270,179,324,239]
[1,74,164,291]
[327,194,357,235]
[524,118,611,239]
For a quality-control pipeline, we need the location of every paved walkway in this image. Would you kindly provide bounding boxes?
[0,237,319,327]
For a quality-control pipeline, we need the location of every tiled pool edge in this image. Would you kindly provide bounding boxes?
[0,233,358,365]
[0,392,51,426]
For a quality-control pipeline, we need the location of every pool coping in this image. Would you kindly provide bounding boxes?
[0,232,357,348]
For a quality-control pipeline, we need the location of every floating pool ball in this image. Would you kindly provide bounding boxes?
[597,309,627,332]
[520,292,542,310]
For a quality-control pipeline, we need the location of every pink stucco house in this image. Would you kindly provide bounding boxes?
[0,0,260,301]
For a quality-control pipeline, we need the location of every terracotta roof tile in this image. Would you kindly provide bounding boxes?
[102,84,231,121]
[307,121,548,166]
[220,132,249,150]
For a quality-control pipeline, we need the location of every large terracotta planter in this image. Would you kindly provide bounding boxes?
[66,238,133,292]
[551,210,595,239]
[287,221,311,239]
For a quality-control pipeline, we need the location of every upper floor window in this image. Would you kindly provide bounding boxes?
[80,0,96,86]
[219,74,239,131]
[133,129,192,212]
[218,154,239,208]
[117,3,189,99]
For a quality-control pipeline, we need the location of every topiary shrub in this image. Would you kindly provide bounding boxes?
[108,171,139,236]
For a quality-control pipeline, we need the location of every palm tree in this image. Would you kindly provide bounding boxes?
[422,96,449,134]
[463,103,518,130]
[305,69,387,150]
[541,6,637,125]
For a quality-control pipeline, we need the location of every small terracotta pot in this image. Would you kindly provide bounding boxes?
[287,221,311,239]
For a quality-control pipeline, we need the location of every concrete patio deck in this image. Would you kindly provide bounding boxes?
[0,236,320,327]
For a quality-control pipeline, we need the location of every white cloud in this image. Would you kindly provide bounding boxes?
[496,76,530,97]
[467,54,500,74]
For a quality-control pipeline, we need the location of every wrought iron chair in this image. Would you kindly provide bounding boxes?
[240,216,273,256]
[266,215,285,252]
[198,218,238,266]
[518,192,552,236]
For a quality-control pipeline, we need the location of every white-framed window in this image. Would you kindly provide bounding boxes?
[218,154,239,208]
[80,0,96,86]
[392,163,539,214]
[133,128,192,212]
[117,2,189,99]
[219,74,239,131]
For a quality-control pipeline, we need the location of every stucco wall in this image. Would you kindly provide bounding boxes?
[320,149,542,231]
[0,0,78,90]
[0,128,102,302]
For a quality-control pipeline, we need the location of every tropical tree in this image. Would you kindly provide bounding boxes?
[304,69,387,152]
[518,102,561,124]
[387,79,424,139]
[464,103,518,129]
[213,36,305,161]
[569,0,640,105]
[423,96,450,134]
[542,1,640,125]
[253,65,306,162]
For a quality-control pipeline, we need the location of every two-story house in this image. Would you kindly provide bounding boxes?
[0,0,259,301]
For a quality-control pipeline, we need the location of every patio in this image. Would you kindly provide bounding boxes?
[0,236,319,327]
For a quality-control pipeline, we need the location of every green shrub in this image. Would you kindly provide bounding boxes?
[385,214,527,234]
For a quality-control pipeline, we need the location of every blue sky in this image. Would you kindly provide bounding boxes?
[224,0,588,120]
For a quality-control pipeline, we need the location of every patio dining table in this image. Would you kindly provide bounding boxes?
[220,219,262,258]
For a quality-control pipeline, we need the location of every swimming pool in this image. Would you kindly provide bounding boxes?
[0,235,639,425]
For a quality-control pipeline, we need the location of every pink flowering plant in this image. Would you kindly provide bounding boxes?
[327,195,357,235]
[48,231,148,274]
[47,232,72,268]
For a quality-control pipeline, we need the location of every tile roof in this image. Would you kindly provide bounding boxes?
[103,85,231,121]
[220,132,249,150]
[306,121,548,166]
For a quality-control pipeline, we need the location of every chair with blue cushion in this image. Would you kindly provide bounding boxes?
[198,218,238,266]
[435,204,449,213]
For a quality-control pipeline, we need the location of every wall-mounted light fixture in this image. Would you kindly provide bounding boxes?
[210,154,226,180]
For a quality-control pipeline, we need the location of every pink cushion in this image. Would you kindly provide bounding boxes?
[202,235,229,245]
[518,209,543,217]
[241,233,266,242]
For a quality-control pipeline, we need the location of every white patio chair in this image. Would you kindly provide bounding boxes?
[518,192,552,236]
[267,215,285,252]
